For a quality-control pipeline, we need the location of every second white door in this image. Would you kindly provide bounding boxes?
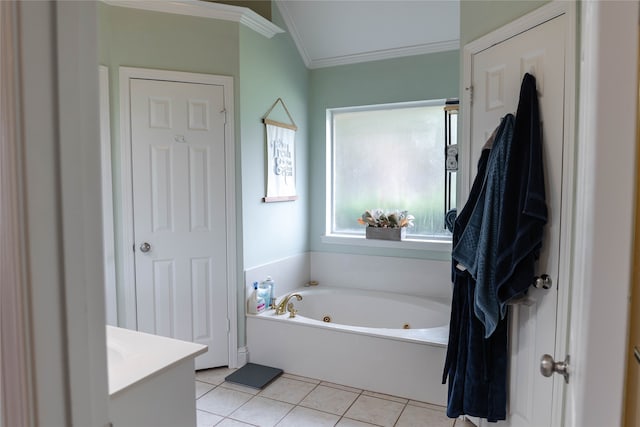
[469,12,568,427]
[130,78,229,369]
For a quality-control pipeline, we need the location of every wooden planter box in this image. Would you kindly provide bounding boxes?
[365,227,406,241]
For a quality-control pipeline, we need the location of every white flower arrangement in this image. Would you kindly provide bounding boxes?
[357,209,414,228]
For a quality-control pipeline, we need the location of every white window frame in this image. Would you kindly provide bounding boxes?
[323,100,453,252]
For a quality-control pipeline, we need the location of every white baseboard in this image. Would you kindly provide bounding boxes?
[236,346,248,368]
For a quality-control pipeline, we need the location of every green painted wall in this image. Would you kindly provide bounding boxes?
[237,6,309,345]
[459,0,550,47]
[100,5,240,74]
[239,6,310,269]
[308,51,460,260]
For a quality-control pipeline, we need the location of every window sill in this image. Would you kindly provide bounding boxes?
[321,234,452,252]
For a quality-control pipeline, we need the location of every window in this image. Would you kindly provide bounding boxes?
[326,100,455,243]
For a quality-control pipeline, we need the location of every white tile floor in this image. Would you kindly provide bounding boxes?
[195,367,475,427]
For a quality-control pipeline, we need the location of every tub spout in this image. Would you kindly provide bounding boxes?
[275,293,302,315]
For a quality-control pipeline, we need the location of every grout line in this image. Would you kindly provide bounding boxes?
[295,382,363,418]
[225,393,262,425]
[196,407,221,417]
[268,393,299,427]
[392,402,409,427]
[196,384,219,401]
[258,376,319,406]
[334,388,365,425]
[296,380,319,407]
[319,381,363,394]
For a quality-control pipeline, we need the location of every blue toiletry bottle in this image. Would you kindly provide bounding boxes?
[262,276,275,308]
[256,280,270,309]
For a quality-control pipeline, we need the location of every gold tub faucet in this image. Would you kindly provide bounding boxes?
[275,293,303,315]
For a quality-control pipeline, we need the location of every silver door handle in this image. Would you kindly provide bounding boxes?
[533,274,552,289]
[139,242,151,253]
[540,354,569,383]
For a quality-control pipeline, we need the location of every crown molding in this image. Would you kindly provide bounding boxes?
[309,39,460,69]
[102,0,284,39]
[274,0,458,70]
[274,0,311,68]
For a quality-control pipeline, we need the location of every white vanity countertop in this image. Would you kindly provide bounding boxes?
[106,326,207,397]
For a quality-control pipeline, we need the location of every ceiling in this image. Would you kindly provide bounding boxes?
[274,0,460,69]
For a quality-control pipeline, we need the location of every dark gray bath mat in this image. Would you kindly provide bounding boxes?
[224,363,283,389]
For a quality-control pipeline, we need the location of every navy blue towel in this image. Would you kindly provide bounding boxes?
[451,73,546,338]
[443,73,546,422]
[443,146,508,422]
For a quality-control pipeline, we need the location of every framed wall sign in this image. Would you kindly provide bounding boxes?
[262,98,298,202]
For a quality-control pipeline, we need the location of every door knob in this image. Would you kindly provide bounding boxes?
[533,274,552,289]
[540,354,569,384]
[139,242,151,253]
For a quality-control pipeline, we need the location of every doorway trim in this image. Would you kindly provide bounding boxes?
[118,67,238,367]
[100,65,118,326]
[461,2,576,425]
[1,1,34,424]
[569,2,639,426]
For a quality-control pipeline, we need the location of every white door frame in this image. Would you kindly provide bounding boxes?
[2,1,111,425]
[461,2,576,425]
[118,67,238,367]
[568,2,638,426]
[99,65,118,327]
[1,2,35,425]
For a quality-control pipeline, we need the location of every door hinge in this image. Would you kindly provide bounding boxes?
[227,318,231,332]
[466,85,473,105]
[220,108,227,124]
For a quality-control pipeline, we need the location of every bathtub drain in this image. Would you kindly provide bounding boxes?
[322,315,332,323]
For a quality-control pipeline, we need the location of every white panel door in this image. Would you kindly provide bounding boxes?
[470,15,566,427]
[130,78,228,369]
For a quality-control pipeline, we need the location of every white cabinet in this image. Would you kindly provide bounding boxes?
[107,326,206,427]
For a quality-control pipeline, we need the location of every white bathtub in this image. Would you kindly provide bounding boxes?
[246,286,449,405]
